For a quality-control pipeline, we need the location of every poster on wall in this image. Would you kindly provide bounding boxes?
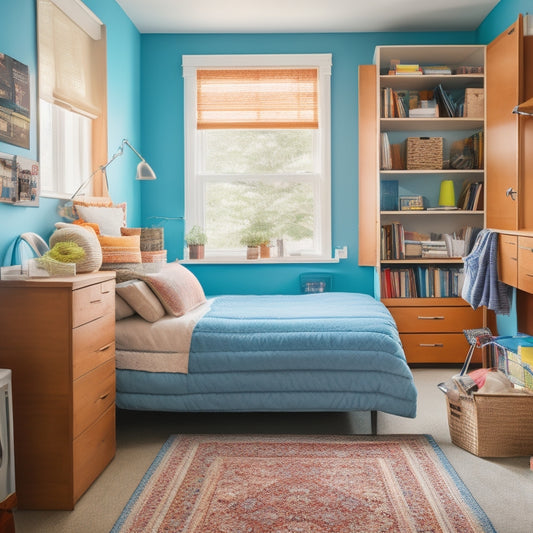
[0,152,39,207]
[0,53,30,149]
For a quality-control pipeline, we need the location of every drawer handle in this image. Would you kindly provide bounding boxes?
[527,274,533,278]
[99,393,110,401]
[98,343,113,352]
[417,316,445,320]
[518,246,533,252]
[90,298,102,304]
[419,343,444,348]
[511,257,518,261]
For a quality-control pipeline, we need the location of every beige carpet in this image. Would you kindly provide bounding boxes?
[14,368,533,533]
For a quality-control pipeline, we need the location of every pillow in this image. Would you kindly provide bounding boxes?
[116,280,166,322]
[75,204,126,236]
[73,196,113,207]
[141,263,206,317]
[73,218,101,235]
[50,223,103,273]
[98,235,142,264]
[115,294,135,320]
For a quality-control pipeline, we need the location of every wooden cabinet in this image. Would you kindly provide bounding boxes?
[487,15,533,338]
[486,15,533,233]
[498,233,518,287]
[358,44,486,362]
[0,272,116,510]
[387,298,483,364]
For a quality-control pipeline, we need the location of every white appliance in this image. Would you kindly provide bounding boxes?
[0,369,15,501]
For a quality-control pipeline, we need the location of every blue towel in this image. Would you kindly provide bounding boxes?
[462,229,512,315]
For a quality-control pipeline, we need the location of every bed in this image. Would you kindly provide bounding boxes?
[113,264,417,432]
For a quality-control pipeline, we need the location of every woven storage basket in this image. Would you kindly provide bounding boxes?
[406,137,443,169]
[446,393,533,457]
[140,228,164,251]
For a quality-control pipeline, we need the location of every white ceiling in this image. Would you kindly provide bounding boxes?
[116,0,500,34]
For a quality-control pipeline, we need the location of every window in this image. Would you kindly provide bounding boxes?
[183,54,332,261]
[37,0,107,198]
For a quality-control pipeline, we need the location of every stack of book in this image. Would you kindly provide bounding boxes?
[381,222,405,260]
[390,63,423,75]
[421,240,449,258]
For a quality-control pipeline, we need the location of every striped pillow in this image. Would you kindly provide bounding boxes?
[98,235,142,264]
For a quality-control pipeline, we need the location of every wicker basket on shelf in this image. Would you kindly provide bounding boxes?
[406,137,443,170]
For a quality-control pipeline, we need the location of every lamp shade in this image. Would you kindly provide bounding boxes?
[438,180,455,207]
[136,161,156,180]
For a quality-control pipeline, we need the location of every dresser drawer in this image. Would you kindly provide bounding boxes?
[499,234,518,287]
[389,306,483,333]
[73,405,115,504]
[72,280,115,328]
[400,333,481,364]
[73,359,115,438]
[518,236,533,294]
[73,312,115,380]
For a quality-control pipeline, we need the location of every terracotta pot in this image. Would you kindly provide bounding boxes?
[188,244,205,260]
[246,246,259,260]
[260,243,270,258]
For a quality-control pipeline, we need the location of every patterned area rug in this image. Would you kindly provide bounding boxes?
[111,434,495,532]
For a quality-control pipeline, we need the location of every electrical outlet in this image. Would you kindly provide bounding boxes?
[336,246,348,259]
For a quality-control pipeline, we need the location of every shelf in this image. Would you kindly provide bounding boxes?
[381,118,483,131]
[380,210,483,215]
[375,45,485,70]
[380,74,484,90]
[382,297,470,306]
[380,169,484,175]
[381,258,464,264]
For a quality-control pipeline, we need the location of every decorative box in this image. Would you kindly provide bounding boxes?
[399,195,424,210]
[406,137,443,170]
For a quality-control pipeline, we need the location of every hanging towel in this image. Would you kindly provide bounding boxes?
[462,229,512,315]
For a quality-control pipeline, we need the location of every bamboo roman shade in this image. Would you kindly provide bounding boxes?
[196,68,319,129]
[38,0,106,119]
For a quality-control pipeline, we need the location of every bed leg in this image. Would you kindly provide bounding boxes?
[371,410,378,435]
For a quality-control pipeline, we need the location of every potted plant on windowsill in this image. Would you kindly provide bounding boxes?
[240,220,274,260]
[185,225,207,259]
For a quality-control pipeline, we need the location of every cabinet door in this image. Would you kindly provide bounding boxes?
[358,64,378,267]
[486,16,523,230]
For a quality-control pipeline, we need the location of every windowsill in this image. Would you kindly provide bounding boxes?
[180,257,340,265]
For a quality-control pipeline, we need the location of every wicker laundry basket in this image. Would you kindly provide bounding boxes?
[446,392,533,457]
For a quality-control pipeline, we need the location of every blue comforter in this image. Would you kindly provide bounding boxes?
[116,292,417,418]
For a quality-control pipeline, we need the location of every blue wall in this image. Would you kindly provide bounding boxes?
[0,0,141,265]
[140,31,476,295]
[477,0,530,43]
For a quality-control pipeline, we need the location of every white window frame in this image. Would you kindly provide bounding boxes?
[182,54,332,262]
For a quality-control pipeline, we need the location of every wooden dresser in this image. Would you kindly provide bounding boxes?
[0,272,116,510]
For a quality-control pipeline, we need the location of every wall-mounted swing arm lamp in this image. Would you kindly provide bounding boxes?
[512,96,533,116]
[70,138,156,199]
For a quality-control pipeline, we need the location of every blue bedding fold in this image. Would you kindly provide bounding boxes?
[116,292,417,418]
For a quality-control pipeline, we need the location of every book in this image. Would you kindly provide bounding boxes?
[380,132,392,170]
[380,180,399,211]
